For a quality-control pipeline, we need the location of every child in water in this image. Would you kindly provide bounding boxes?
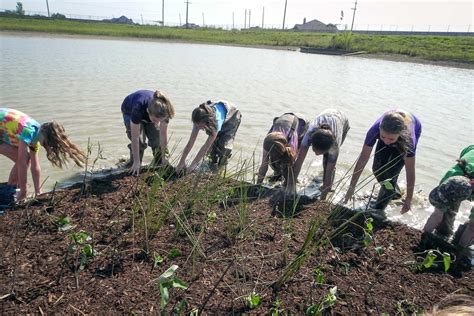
[292,109,350,200]
[344,109,422,213]
[256,113,307,192]
[177,100,241,173]
[121,90,175,175]
[0,108,86,200]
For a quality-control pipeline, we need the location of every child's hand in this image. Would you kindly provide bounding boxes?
[129,161,141,176]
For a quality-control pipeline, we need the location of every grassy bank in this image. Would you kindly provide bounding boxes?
[1,16,474,63]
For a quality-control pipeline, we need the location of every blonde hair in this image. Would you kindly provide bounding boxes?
[39,121,86,168]
[429,294,474,315]
[148,90,175,121]
[263,132,296,169]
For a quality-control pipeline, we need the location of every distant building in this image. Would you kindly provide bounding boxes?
[293,18,338,32]
[103,16,134,24]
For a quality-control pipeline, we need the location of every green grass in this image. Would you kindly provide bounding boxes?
[1,16,474,63]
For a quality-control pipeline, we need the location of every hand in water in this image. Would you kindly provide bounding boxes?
[344,186,355,204]
[401,198,411,214]
[129,161,141,176]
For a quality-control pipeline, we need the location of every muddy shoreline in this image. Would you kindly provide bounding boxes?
[1,171,472,314]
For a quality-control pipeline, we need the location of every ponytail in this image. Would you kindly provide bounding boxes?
[192,102,217,134]
[39,121,86,168]
[263,132,296,169]
[148,90,175,121]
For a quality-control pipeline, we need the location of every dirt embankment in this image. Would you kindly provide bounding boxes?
[1,171,472,314]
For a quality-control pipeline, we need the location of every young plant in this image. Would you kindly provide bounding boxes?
[306,286,337,315]
[312,268,325,285]
[156,265,188,313]
[245,292,261,310]
[153,251,164,268]
[54,215,75,232]
[363,218,374,247]
[418,249,452,272]
[68,230,94,271]
[270,298,284,316]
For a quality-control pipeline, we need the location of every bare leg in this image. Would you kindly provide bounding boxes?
[458,220,474,247]
[423,208,445,233]
[1,143,18,184]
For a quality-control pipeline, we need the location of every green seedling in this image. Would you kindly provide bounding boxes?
[68,230,94,271]
[306,286,337,315]
[168,248,182,260]
[270,298,284,316]
[173,299,188,315]
[312,268,325,285]
[363,218,374,247]
[55,215,75,232]
[374,246,385,255]
[153,252,164,268]
[245,292,261,310]
[156,265,188,313]
[418,250,452,272]
[206,211,217,224]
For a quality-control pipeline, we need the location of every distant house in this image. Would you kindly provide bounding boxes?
[103,16,134,24]
[293,18,338,32]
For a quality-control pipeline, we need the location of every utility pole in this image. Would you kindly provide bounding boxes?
[202,12,205,27]
[244,9,247,29]
[232,11,234,29]
[249,9,251,28]
[141,14,144,25]
[162,0,164,26]
[185,0,191,28]
[282,0,288,30]
[262,6,265,29]
[45,0,50,17]
[179,13,182,26]
[350,0,358,32]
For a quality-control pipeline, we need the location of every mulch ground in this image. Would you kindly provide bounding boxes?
[1,171,472,314]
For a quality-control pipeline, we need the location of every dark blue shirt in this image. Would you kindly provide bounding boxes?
[121,90,154,124]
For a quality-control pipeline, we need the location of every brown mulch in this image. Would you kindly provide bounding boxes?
[0,171,472,314]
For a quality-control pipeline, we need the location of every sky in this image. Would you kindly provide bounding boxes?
[2,0,473,30]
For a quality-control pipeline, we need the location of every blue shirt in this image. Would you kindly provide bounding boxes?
[214,102,227,133]
[121,90,154,124]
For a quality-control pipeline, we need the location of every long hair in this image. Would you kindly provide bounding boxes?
[310,124,335,153]
[263,132,296,170]
[191,102,217,134]
[39,121,86,168]
[148,90,175,121]
[380,111,411,154]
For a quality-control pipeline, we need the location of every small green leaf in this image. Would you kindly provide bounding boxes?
[83,244,93,257]
[207,211,217,223]
[168,249,182,259]
[153,252,164,267]
[422,250,437,269]
[160,264,179,280]
[382,180,394,191]
[363,232,373,247]
[159,283,170,310]
[442,253,452,272]
[171,277,188,290]
[306,304,321,315]
[365,218,374,233]
[374,246,384,255]
[246,292,261,309]
[312,268,325,285]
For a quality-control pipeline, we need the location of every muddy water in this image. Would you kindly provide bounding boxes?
[1,33,472,229]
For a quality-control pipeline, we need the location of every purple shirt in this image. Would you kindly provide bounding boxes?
[364,110,422,157]
[121,90,154,124]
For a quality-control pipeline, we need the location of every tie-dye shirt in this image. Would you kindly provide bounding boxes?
[0,108,41,152]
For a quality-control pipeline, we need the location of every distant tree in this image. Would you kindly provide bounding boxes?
[15,2,25,15]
